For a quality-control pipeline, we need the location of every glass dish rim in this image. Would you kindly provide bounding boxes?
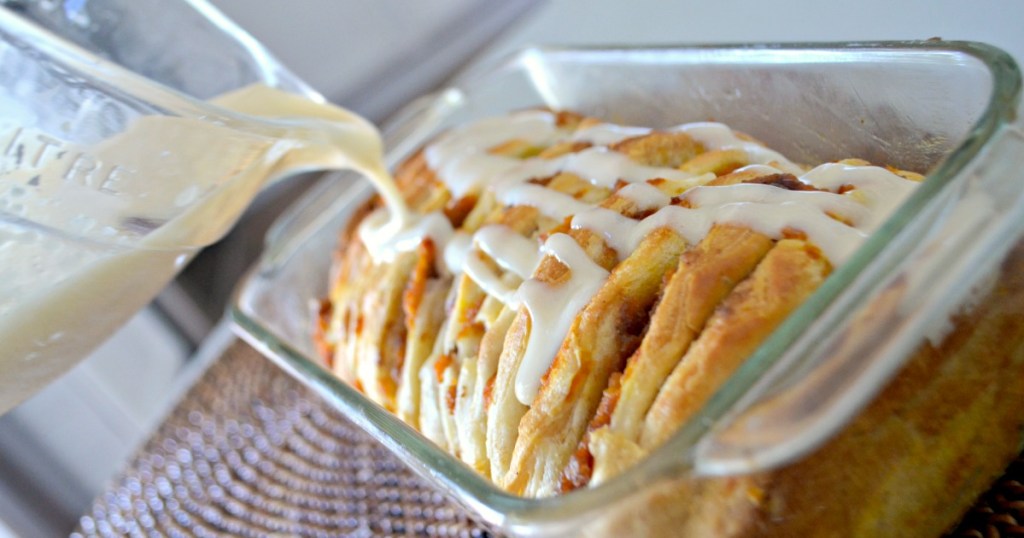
[232,39,1022,528]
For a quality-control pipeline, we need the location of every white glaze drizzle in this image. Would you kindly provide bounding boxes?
[801,163,918,230]
[675,122,805,176]
[557,147,698,189]
[357,110,922,406]
[474,147,703,195]
[571,207,640,260]
[616,181,672,211]
[425,111,558,197]
[494,183,591,220]
[443,231,473,275]
[512,233,610,404]
[637,203,867,263]
[683,184,870,226]
[372,115,808,273]
[435,153,522,198]
[474,225,541,279]
[464,251,518,304]
[572,198,867,265]
[358,208,453,263]
[461,225,541,304]
[570,123,650,145]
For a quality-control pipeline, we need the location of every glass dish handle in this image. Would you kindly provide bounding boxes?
[694,125,1024,476]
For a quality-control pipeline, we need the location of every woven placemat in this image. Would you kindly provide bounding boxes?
[72,341,1023,537]
[72,342,491,538]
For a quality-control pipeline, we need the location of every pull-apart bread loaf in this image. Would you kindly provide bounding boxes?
[316,109,1024,534]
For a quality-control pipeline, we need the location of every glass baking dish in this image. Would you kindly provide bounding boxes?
[232,42,1024,536]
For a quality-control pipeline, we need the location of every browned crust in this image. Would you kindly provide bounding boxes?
[561,225,774,490]
[355,251,417,411]
[503,227,687,496]
[586,241,1024,537]
[641,239,832,449]
[486,220,620,486]
[678,148,748,175]
[487,187,625,484]
[562,372,622,492]
[618,225,774,441]
[611,132,704,167]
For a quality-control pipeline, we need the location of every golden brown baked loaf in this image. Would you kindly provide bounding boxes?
[314,108,1024,533]
[575,241,1024,537]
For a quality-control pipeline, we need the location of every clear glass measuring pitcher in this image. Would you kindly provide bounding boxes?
[0,2,391,414]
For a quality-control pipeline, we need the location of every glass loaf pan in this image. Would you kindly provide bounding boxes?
[233,42,1024,536]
